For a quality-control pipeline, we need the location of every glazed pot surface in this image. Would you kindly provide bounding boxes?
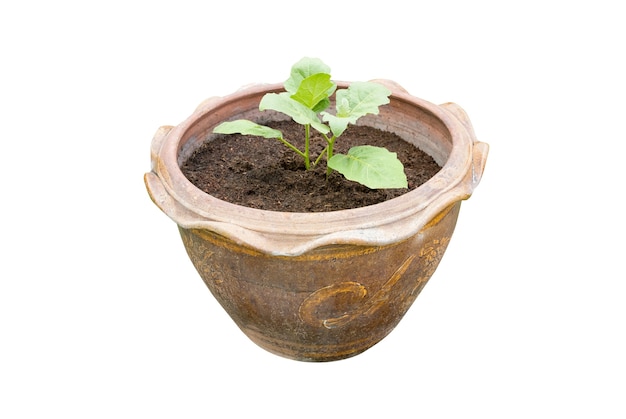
[180,202,460,361]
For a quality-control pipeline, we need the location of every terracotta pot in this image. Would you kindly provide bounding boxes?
[144,80,488,362]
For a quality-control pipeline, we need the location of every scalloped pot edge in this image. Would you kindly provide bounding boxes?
[145,80,488,256]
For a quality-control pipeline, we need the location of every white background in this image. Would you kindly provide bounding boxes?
[2,1,624,417]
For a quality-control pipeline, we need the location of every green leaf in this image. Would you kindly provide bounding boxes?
[327,145,408,189]
[290,73,334,111]
[311,97,331,113]
[336,81,391,117]
[321,113,352,138]
[260,92,330,134]
[213,120,282,139]
[321,82,391,137]
[284,57,332,94]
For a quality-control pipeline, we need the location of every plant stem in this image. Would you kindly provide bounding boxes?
[313,146,328,167]
[278,137,306,161]
[326,136,336,176]
[304,124,311,170]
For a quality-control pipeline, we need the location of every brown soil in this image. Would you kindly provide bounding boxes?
[181,120,441,212]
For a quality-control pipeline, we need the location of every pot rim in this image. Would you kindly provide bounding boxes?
[146,81,487,255]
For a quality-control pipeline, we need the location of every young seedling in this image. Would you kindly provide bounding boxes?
[213,57,408,189]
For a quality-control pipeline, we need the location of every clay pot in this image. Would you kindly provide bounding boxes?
[144,81,488,362]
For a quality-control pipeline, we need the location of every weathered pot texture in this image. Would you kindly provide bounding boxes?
[144,80,488,362]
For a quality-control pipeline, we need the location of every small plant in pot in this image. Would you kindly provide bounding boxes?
[213,57,408,190]
[145,57,489,362]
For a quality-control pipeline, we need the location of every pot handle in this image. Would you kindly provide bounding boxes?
[149,125,174,172]
[145,169,201,225]
[440,102,489,189]
[145,125,187,219]
[144,171,170,215]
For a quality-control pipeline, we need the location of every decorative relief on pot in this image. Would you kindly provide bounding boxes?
[299,252,418,329]
[419,237,451,279]
[298,236,452,330]
[298,281,368,329]
[401,237,451,312]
